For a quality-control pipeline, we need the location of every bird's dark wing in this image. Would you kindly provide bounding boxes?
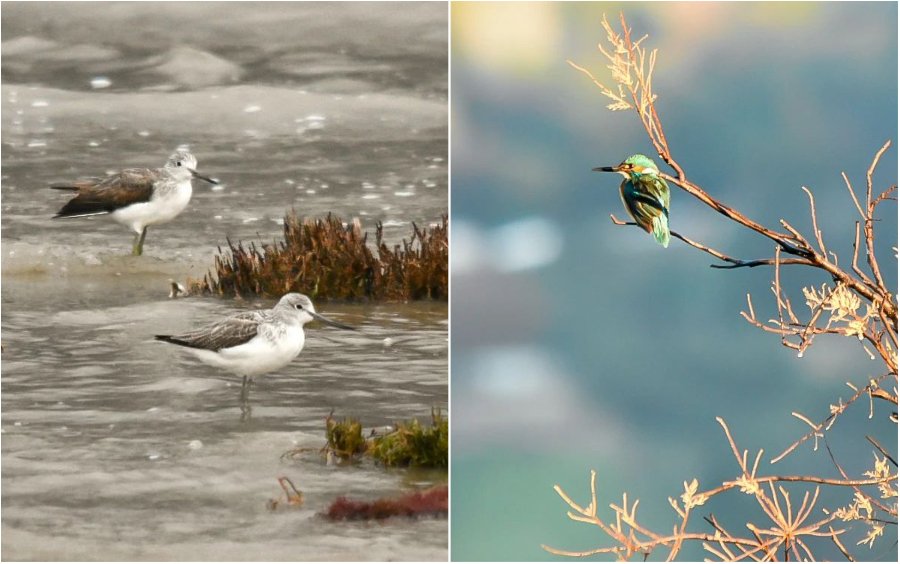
[155,312,262,351]
[631,192,669,217]
[50,177,104,191]
[620,179,669,234]
[52,168,158,218]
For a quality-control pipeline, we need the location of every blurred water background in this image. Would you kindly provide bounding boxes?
[451,2,896,561]
[1,2,447,560]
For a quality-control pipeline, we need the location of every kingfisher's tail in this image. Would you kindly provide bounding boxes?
[652,213,670,248]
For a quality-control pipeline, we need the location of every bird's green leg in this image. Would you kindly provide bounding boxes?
[240,376,253,422]
[132,228,148,256]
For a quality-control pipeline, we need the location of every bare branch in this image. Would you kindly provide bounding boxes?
[559,14,898,561]
[802,186,827,255]
[610,215,813,269]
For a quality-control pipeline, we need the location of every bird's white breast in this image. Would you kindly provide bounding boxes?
[188,323,306,378]
[111,179,193,233]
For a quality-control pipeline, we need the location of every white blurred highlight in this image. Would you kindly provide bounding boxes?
[453,216,564,274]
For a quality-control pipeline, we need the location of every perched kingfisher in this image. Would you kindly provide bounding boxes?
[593,154,671,248]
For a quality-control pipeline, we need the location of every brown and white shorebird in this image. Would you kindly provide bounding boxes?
[155,293,356,413]
[51,148,218,255]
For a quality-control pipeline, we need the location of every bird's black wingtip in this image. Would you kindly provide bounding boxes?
[155,335,202,349]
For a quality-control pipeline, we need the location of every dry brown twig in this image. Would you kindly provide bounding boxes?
[549,12,898,561]
[543,420,895,561]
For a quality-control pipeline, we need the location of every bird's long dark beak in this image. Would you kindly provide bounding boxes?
[190,169,219,185]
[311,311,357,331]
[592,166,617,173]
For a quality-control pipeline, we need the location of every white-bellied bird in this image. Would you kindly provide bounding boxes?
[155,293,356,415]
[52,149,218,255]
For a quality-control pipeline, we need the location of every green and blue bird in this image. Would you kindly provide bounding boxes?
[594,154,671,248]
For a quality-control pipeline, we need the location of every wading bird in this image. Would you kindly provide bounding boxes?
[52,149,218,255]
[155,293,356,418]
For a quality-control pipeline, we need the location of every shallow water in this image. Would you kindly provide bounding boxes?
[1,3,448,561]
[2,294,448,561]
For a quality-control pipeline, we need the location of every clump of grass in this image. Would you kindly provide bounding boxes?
[377,219,448,301]
[324,485,448,521]
[187,212,447,301]
[370,408,448,468]
[285,410,448,469]
[325,414,367,459]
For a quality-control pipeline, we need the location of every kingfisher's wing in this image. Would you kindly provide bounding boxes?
[625,176,671,247]
[644,175,670,211]
[620,179,668,233]
[631,192,669,217]
[52,168,159,218]
[155,311,265,351]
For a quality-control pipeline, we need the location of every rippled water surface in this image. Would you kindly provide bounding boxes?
[1,3,448,560]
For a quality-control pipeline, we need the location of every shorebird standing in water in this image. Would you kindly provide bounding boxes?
[155,293,356,418]
[51,148,218,255]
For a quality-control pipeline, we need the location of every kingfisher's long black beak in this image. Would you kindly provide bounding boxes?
[190,169,219,185]
[592,166,618,173]
[311,311,357,331]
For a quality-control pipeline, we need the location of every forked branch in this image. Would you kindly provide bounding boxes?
[554,12,898,561]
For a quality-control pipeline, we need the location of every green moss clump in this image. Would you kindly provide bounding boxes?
[285,410,449,469]
[187,212,447,301]
[370,409,448,468]
[325,414,367,459]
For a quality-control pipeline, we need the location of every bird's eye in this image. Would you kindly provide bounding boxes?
[176,161,182,167]
[295,304,303,310]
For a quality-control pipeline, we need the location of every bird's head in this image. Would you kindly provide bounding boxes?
[593,154,660,180]
[166,149,198,171]
[279,293,356,330]
[165,148,218,185]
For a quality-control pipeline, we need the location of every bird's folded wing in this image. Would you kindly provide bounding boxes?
[644,176,671,210]
[158,316,261,351]
[53,168,158,217]
[632,192,669,217]
[50,177,104,191]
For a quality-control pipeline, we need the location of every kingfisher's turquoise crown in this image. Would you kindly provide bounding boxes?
[623,154,658,174]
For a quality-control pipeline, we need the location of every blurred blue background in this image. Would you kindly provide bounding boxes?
[450,2,897,561]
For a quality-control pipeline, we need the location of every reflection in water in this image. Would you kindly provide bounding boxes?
[1,2,447,561]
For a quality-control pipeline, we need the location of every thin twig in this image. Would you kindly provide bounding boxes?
[825,441,897,517]
[865,435,897,467]
[802,186,827,255]
[609,215,812,268]
[863,140,892,293]
[851,221,879,293]
[772,372,895,463]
